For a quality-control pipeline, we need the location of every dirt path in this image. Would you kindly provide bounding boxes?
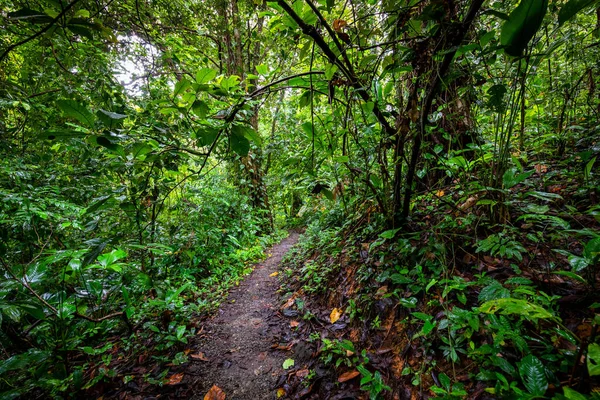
[185,232,300,399]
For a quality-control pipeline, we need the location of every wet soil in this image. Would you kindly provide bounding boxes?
[185,232,300,399]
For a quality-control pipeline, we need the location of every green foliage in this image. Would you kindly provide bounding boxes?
[558,0,600,25]
[501,0,548,57]
[1,0,599,396]
[357,364,391,400]
[476,232,527,262]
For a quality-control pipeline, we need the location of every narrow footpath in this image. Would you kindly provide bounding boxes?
[184,232,300,399]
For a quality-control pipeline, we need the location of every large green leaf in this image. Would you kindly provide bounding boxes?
[558,0,599,25]
[196,68,217,84]
[230,127,250,156]
[57,100,95,127]
[173,78,192,97]
[518,355,548,395]
[97,109,127,129]
[196,126,219,147]
[0,350,50,375]
[501,0,548,56]
[232,124,262,146]
[479,298,555,321]
[583,238,600,260]
[7,8,52,23]
[95,136,120,152]
[588,343,600,376]
[562,387,589,400]
[191,100,210,119]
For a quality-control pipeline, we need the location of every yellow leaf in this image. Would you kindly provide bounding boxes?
[330,308,342,324]
[435,190,445,197]
[269,271,279,277]
[276,388,286,398]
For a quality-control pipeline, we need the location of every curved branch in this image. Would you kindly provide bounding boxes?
[249,71,325,97]
[0,0,83,62]
[277,0,395,136]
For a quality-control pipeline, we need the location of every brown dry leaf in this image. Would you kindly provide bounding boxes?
[276,388,286,398]
[290,320,299,328]
[459,195,478,210]
[375,286,388,299]
[282,295,295,310]
[296,369,310,378]
[184,349,191,355]
[548,184,563,193]
[336,31,351,44]
[330,308,343,324]
[272,343,293,351]
[190,352,209,361]
[535,164,548,174]
[338,370,360,382]
[165,372,184,385]
[269,271,279,277]
[204,385,226,400]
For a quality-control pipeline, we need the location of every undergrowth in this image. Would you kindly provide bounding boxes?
[278,157,600,399]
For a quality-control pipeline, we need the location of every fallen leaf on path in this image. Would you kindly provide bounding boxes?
[290,320,299,328]
[204,385,226,400]
[272,342,293,351]
[269,271,279,277]
[282,296,295,309]
[298,384,313,397]
[276,388,286,398]
[330,308,342,324]
[338,370,360,382]
[190,352,209,361]
[165,373,184,385]
[296,368,309,378]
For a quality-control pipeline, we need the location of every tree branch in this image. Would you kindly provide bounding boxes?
[0,0,83,62]
[249,71,325,97]
[277,0,395,136]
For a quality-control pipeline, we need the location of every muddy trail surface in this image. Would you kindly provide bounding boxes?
[181,232,300,399]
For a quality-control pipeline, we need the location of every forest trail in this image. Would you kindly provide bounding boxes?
[184,232,300,399]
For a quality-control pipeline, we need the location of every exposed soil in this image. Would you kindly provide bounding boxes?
[183,232,300,399]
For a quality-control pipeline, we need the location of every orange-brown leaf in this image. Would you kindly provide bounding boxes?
[190,352,209,361]
[338,370,360,382]
[165,373,184,385]
[290,320,299,328]
[332,19,347,31]
[204,385,226,400]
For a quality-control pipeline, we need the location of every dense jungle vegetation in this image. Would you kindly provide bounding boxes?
[1,0,600,398]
